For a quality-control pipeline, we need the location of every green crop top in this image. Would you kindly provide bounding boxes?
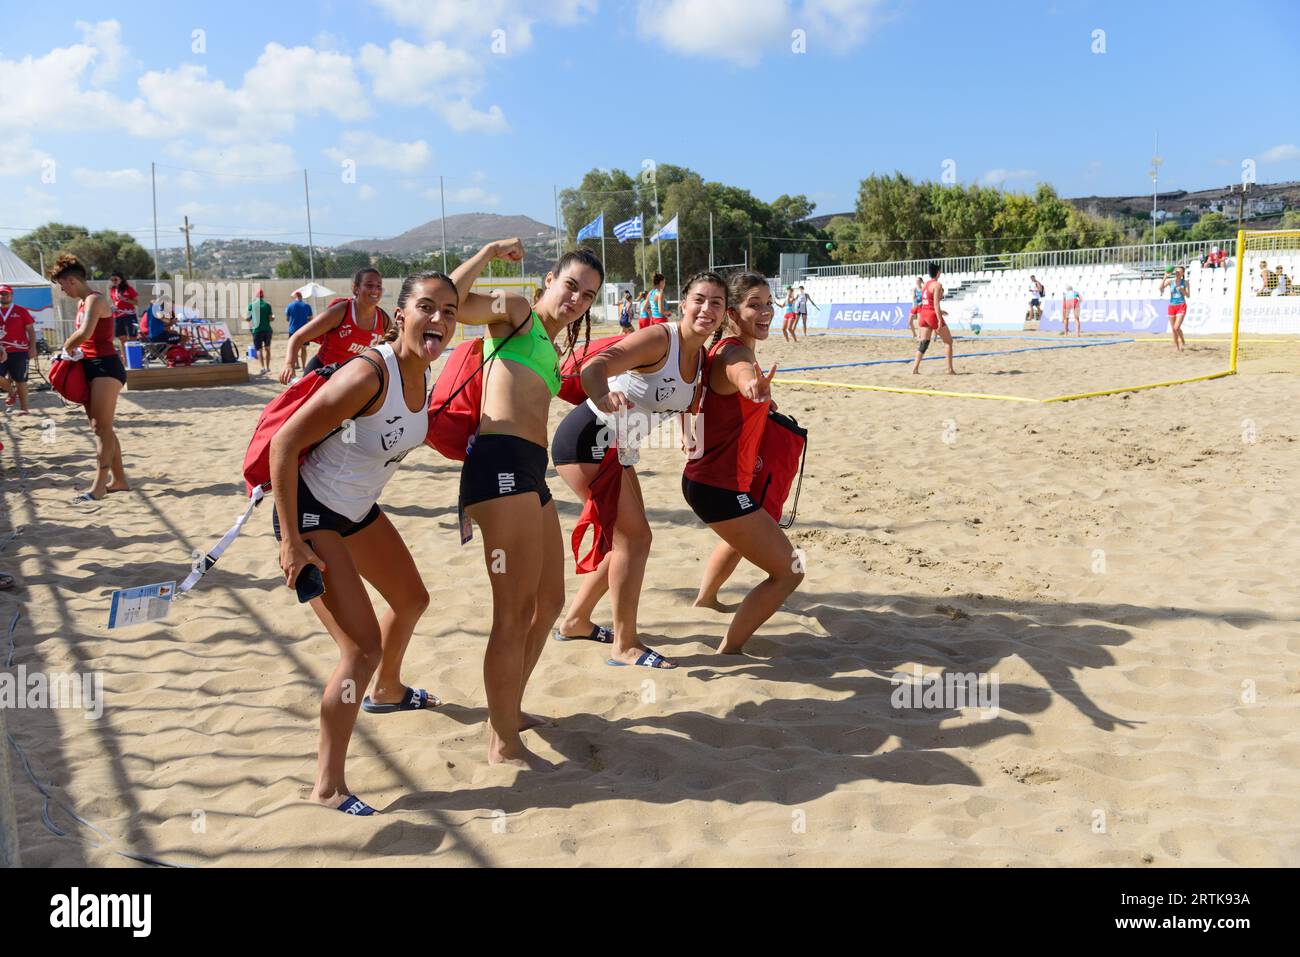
[484,310,561,396]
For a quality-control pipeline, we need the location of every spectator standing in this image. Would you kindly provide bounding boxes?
[1060,284,1082,336]
[617,290,634,331]
[109,271,139,355]
[794,284,817,338]
[1028,275,1045,322]
[0,284,36,414]
[247,287,274,375]
[285,291,314,374]
[1273,266,1289,296]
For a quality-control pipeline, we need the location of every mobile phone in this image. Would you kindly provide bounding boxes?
[295,562,325,603]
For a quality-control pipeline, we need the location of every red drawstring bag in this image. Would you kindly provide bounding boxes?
[49,353,90,405]
[424,338,486,461]
[754,410,808,528]
[570,447,624,573]
[241,354,383,495]
[556,333,627,406]
[424,320,530,461]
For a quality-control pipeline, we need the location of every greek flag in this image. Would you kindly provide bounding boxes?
[613,214,643,243]
[650,213,679,243]
[576,212,603,242]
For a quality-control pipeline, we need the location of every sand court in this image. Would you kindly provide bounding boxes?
[1,330,1297,866]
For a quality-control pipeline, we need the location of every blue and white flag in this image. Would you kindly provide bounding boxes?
[613,214,643,242]
[650,213,679,243]
[576,212,603,242]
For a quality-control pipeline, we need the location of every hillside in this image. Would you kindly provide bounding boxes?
[342,212,554,255]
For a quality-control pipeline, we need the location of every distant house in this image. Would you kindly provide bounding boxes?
[1178,208,1201,226]
[1151,209,1174,222]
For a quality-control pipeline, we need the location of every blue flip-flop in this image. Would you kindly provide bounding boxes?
[361,686,441,714]
[553,625,614,644]
[607,648,676,669]
[336,795,376,816]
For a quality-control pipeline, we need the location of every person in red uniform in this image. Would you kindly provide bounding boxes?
[51,254,130,500]
[278,268,390,383]
[910,262,955,375]
[683,270,803,654]
[109,271,139,356]
[0,284,37,414]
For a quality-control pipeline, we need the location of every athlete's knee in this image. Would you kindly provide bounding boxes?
[917,338,931,355]
[622,520,652,555]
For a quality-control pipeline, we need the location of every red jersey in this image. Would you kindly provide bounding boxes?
[919,280,939,323]
[0,303,35,353]
[77,299,116,359]
[315,299,389,366]
[684,338,770,492]
[110,284,138,316]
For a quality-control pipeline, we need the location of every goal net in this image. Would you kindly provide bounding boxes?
[1233,229,1300,373]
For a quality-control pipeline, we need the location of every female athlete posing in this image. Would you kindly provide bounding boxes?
[686,271,804,653]
[271,271,457,815]
[551,271,725,669]
[279,268,390,382]
[452,238,603,770]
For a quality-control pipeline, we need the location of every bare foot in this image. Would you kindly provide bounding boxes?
[716,639,747,655]
[106,482,131,493]
[520,712,547,731]
[692,595,727,612]
[488,734,556,772]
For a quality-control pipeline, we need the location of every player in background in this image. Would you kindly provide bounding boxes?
[911,262,955,375]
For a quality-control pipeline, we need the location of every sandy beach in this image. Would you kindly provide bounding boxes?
[2,330,1298,867]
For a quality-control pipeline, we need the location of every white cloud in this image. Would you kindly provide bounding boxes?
[370,0,595,52]
[324,132,432,172]
[72,167,149,189]
[801,0,890,53]
[0,135,54,178]
[0,40,158,133]
[359,38,508,133]
[427,185,501,207]
[75,19,137,85]
[980,168,1037,187]
[359,185,378,201]
[137,44,370,142]
[441,99,508,134]
[638,0,787,67]
[18,187,61,223]
[1261,144,1300,163]
[164,141,300,178]
[636,0,884,65]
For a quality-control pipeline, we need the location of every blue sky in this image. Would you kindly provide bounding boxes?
[2,0,1297,251]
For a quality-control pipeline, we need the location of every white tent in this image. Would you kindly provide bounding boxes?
[0,241,48,285]
[293,282,336,299]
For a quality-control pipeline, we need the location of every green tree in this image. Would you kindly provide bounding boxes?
[10,222,90,273]
[1154,222,1185,243]
[1188,212,1236,241]
[1277,210,1300,230]
[59,230,155,279]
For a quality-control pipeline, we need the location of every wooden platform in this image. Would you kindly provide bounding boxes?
[126,362,251,391]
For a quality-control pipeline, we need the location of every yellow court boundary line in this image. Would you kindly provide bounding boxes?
[1041,370,1234,402]
[775,377,1043,402]
[777,368,1237,403]
[1132,337,1298,344]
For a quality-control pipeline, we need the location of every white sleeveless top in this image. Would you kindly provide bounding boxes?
[588,322,700,465]
[301,344,430,522]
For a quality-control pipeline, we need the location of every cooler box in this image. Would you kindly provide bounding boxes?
[124,340,145,369]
